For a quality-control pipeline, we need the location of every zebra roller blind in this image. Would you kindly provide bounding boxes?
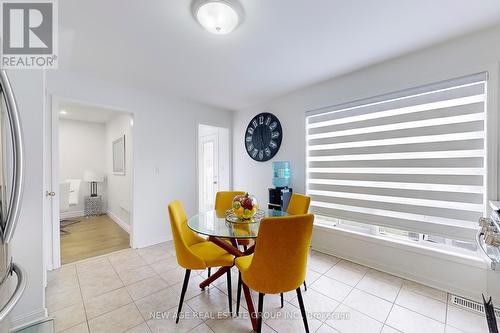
[306,73,487,241]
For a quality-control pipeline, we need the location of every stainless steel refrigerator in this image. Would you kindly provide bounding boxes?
[0,70,26,331]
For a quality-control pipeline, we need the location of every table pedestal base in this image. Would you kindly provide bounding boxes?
[198,237,258,330]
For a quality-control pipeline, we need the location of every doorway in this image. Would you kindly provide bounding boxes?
[48,98,135,267]
[198,124,229,212]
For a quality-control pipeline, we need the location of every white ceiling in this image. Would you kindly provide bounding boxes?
[59,102,124,123]
[59,0,500,110]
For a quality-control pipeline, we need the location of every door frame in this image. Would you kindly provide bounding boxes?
[197,124,230,212]
[198,132,219,212]
[44,94,136,270]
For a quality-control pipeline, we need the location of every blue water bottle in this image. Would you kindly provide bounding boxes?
[272,161,291,188]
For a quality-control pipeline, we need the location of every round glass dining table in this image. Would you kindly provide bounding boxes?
[187,208,288,239]
[187,208,289,330]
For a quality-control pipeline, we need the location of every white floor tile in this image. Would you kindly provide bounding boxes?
[326,304,383,333]
[60,322,89,333]
[52,302,87,332]
[134,286,182,320]
[316,323,339,333]
[343,288,392,322]
[395,288,446,323]
[189,323,216,333]
[125,322,152,333]
[206,312,274,333]
[324,260,368,287]
[446,305,489,333]
[46,287,82,313]
[88,303,144,333]
[48,265,77,284]
[445,325,466,333]
[126,275,169,301]
[117,264,157,285]
[310,275,353,302]
[289,289,339,322]
[265,302,322,333]
[356,269,402,302]
[83,287,133,319]
[46,273,80,296]
[146,304,203,333]
[186,288,233,317]
[79,273,124,299]
[381,325,402,333]
[401,280,447,303]
[47,244,469,333]
[386,305,445,333]
[308,251,340,274]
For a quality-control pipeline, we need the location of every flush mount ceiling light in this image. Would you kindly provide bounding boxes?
[192,0,243,35]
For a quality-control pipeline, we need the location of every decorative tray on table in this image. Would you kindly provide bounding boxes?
[225,209,265,224]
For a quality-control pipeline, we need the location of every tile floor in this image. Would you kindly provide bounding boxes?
[46,241,491,333]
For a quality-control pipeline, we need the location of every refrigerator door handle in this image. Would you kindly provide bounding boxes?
[0,263,26,322]
[0,70,24,244]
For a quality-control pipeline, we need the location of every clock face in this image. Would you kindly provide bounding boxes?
[245,112,282,162]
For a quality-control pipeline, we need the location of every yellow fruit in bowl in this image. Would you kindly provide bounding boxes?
[235,207,244,218]
[232,193,258,220]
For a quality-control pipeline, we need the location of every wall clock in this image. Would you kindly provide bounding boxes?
[245,112,282,162]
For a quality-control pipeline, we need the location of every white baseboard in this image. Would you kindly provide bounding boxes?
[10,307,48,331]
[311,224,490,302]
[106,210,130,234]
[60,210,84,219]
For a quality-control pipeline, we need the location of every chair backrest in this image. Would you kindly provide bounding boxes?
[248,214,314,294]
[287,193,311,215]
[168,200,206,269]
[59,182,70,212]
[215,191,246,212]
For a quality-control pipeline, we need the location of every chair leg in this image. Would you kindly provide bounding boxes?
[236,271,242,316]
[296,287,309,333]
[280,293,284,308]
[226,268,232,317]
[257,293,265,333]
[303,280,307,291]
[208,267,211,278]
[176,269,191,324]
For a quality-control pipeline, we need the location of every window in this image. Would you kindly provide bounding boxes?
[306,73,487,242]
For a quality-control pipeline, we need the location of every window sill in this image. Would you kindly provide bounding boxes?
[313,222,488,270]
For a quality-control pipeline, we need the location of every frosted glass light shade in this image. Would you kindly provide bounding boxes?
[195,1,239,35]
[83,170,103,183]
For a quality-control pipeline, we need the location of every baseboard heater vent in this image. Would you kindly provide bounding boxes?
[449,294,500,318]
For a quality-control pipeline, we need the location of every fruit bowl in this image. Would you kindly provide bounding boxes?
[231,193,258,220]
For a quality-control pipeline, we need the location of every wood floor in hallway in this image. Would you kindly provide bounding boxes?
[60,214,130,264]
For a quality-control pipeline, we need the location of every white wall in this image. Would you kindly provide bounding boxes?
[105,114,133,229]
[59,119,106,215]
[232,24,500,299]
[46,71,233,248]
[234,24,500,205]
[8,70,46,327]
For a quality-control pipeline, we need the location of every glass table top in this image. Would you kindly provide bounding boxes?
[187,209,288,239]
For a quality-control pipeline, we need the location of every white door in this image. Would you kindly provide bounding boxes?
[199,133,219,212]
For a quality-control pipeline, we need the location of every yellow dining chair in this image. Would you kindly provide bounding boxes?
[287,193,311,216]
[207,191,246,280]
[285,193,311,300]
[168,200,235,323]
[235,214,314,333]
[215,191,246,214]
